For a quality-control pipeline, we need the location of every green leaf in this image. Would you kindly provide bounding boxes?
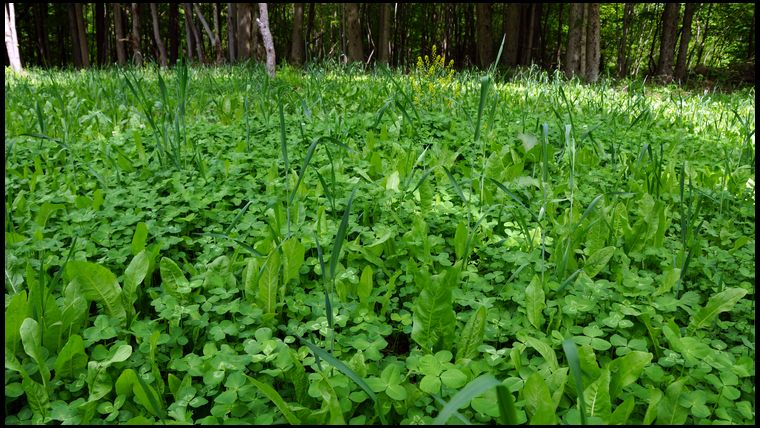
[608,351,653,400]
[453,221,468,260]
[159,257,189,297]
[522,371,557,424]
[242,257,259,300]
[440,368,468,389]
[654,268,681,296]
[131,222,148,255]
[524,336,559,372]
[583,246,615,278]
[65,260,126,323]
[282,238,305,284]
[257,250,280,314]
[23,377,50,419]
[357,265,373,303]
[455,305,487,363]
[609,397,635,425]
[412,263,460,352]
[432,374,501,425]
[248,376,301,425]
[583,367,611,421]
[5,290,30,357]
[123,249,150,309]
[54,334,87,379]
[562,338,587,425]
[20,318,51,384]
[330,188,357,280]
[688,287,747,332]
[656,379,688,424]
[496,384,519,425]
[525,275,546,330]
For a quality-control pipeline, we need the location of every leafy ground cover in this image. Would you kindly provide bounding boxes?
[4,62,755,424]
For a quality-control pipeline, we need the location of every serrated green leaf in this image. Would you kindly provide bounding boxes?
[583,246,615,278]
[583,367,611,420]
[608,351,653,400]
[524,336,558,372]
[688,287,747,332]
[456,305,487,362]
[523,371,557,424]
[159,257,189,297]
[656,379,688,424]
[23,377,50,418]
[65,261,126,323]
[412,264,460,352]
[525,275,545,330]
[257,250,280,314]
[54,334,87,379]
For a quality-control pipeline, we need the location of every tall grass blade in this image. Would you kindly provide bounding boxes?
[563,338,588,425]
[290,138,320,204]
[247,376,301,424]
[432,374,502,425]
[329,188,357,280]
[444,167,467,203]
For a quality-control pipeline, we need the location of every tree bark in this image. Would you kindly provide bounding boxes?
[237,2,251,60]
[33,3,50,66]
[169,3,179,64]
[74,3,90,67]
[616,3,633,77]
[475,3,493,68]
[95,3,106,66]
[565,3,584,79]
[674,2,696,82]
[68,5,83,67]
[130,3,142,66]
[554,3,564,68]
[257,3,276,77]
[5,3,23,73]
[378,3,391,64]
[113,3,127,65]
[289,3,304,65]
[184,3,204,63]
[194,3,222,64]
[227,3,236,62]
[212,3,224,63]
[345,3,362,63]
[502,3,520,67]
[656,2,679,81]
[149,3,167,67]
[584,3,600,83]
[183,3,194,61]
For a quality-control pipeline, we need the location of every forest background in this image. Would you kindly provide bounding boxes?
[4,3,756,88]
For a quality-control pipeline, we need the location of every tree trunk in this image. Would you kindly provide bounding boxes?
[521,4,535,66]
[183,3,194,61]
[95,3,106,66]
[578,3,587,77]
[289,3,304,65]
[475,3,493,68]
[212,3,224,63]
[378,3,391,64]
[113,3,127,65]
[345,3,362,63]
[674,3,696,82]
[237,2,251,60]
[130,3,142,66]
[565,3,584,79]
[554,3,564,68]
[694,3,712,67]
[149,3,167,67]
[616,3,633,77]
[169,3,179,64]
[656,2,679,81]
[74,3,90,67]
[305,3,315,60]
[5,3,23,73]
[194,3,222,64]
[68,5,83,67]
[33,3,50,66]
[584,3,600,83]
[502,3,520,66]
[227,3,236,62]
[184,3,204,63]
[257,3,276,77]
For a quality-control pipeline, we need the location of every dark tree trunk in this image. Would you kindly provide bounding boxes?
[584,3,600,83]
[130,3,142,66]
[183,3,194,60]
[74,3,89,67]
[656,2,679,80]
[616,3,633,77]
[345,3,363,63]
[502,3,520,67]
[184,3,204,63]
[694,3,712,67]
[521,3,536,66]
[290,3,304,65]
[212,3,224,62]
[674,2,696,82]
[113,3,127,65]
[149,3,167,67]
[169,3,179,64]
[236,2,251,60]
[68,5,82,67]
[194,3,222,64]
[475,3,493,68]
[33,3,50,66]
[378,3,391,64]
[305,2,315,59]
[554,3,564,68]
[95,3,106,65]
[227,3,236,62]
[565,3,583,78]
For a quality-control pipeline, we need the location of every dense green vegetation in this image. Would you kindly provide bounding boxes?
[4,61,755,424]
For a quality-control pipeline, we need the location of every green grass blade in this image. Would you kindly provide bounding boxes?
[329,187,357,280]
[313,232,333,330]
[563,338,588,425]
[432,374,502,425]
[444,167,467,203]
[474,76,491,142]
[247,376,301,424]
[495,384,519,425]
[290,137,320,204]
[224,201,253,234]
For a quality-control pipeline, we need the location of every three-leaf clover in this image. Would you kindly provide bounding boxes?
[366,363,408,400]
[415,350,467,395]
